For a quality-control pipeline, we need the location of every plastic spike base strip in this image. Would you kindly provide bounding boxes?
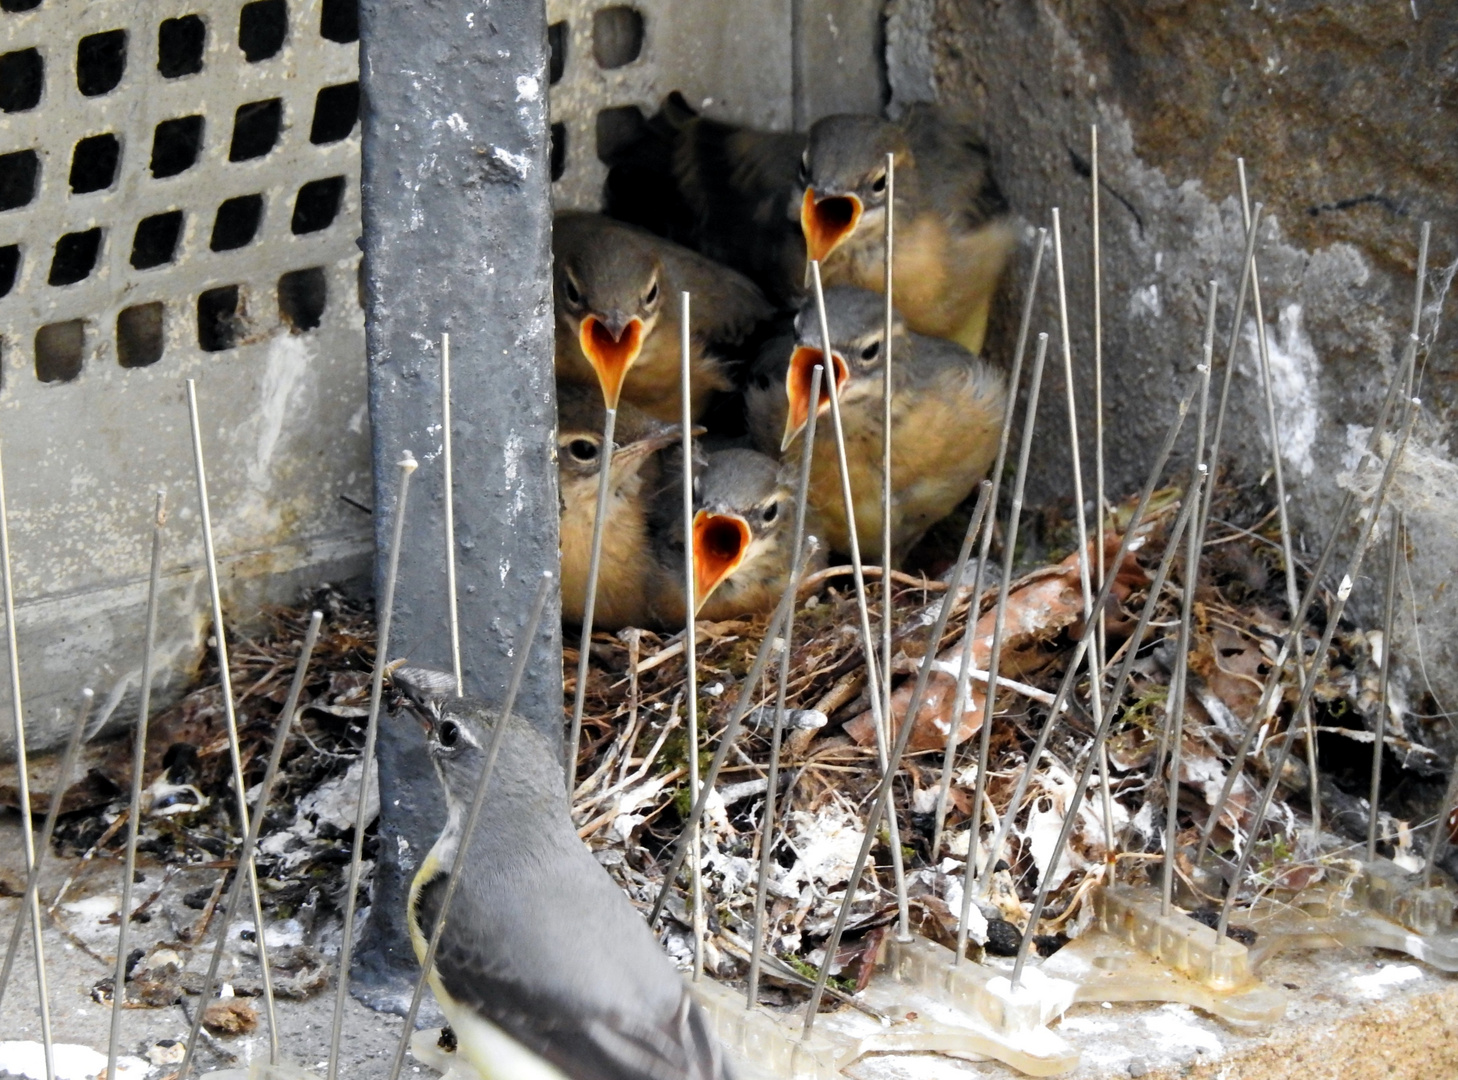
[692,978,843,1079]
[1040,886,1286,1028]
[1240,857,1458,973]
[199,1064,321,1080]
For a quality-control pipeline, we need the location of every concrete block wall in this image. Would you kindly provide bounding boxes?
[0,0,372,756]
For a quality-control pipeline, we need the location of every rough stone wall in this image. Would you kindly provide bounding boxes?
[888,0,1458,729]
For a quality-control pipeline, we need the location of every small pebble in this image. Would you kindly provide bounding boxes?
[1128,1059,1148,1078]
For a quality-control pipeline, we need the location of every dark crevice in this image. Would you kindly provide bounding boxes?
[117,303,164,368]
[48,228,102,286]
[550,122,567,181]
[319,0,358,44]
[0,245,19,299]
[69,133,121,194]
[35,320,84,383]
[1067,145,1144,236]
[229,98,283,161]
[151,115,204,178]
[0,149,40,211]
[197,286,241,352]
[548,21,567,85]
[279,267,327,332]
[291,176,344,234]
[1,0,44,11]
[77,30,127,97]
[239,0,287,62]
[131,211,183,270]
[592,6,643,69]
[158,15,206,78]
[309,82,359,144]
[0,48,43,112]
[1307,194,1408,218]
[211,194,264,251]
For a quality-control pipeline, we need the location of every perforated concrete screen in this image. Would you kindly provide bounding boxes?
[0,0,370,753]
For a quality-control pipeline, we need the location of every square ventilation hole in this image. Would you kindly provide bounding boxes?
[151,115,204,178]
[77,30,127,97]
[48,228,103,286]
[0,48,43,113]
[240,0,287,62]
[35,320,84,383]
[211,194,264,251]
[197,285,241,351]
[2,0,43,11]
[229,99,283,162]
[131,210,183,270]
[279,267,326,332]
[596,105,647,165]
[0,245,19,299]
[550,122,566,182]
[310,82,359,144]
[0,150,40,211]
[158,14,206,78]
[548,21,567,85]
[117,302,164,368]
[319,0,358,44]
[69,133,121,195]
[593,6,644,69]
[291,176,344,234]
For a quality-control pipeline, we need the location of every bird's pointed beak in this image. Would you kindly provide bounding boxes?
[800,187,864,264]
[780,345,849,453]
[610,428,680,474]
[579,314,646,409]
[692,509,752,613]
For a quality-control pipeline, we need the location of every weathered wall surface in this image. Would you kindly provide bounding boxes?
[888,0,1458,726]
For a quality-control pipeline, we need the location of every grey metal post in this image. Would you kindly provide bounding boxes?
[353,0,560,1005]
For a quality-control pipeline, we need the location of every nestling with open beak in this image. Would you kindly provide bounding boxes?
[556,383,680,631]
[796,104,1016,354]
[553,211,773,422]
[651,447,822,624]
[746,286,1007,563]
[392,667,736,1080]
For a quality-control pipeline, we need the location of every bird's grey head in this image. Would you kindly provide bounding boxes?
[390,665,497,803]
[696,449,787,541]
[795,116,909,264]
[795,286,907,380]
[553,220,666,340]
[555,382,679,490]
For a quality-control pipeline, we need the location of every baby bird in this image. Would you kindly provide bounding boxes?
[556,383,678,631]
[553,211,772,422]
[745,286,1007,563]
[651,447,815,624]
[797,104,1016,354]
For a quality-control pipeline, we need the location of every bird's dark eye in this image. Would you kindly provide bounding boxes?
[568,438,599,463]
[762,501,779,524]
[860,338,881,361]
[797,152,810,186]
[438,720,460,748]
[644,280,659,306]
[563,277,583,306]
[871,172,887,195]
[754,372,771,390]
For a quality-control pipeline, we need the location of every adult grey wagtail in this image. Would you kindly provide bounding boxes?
[393,666,735,1080]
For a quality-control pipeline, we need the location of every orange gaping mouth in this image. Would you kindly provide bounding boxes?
[579,314,646,408]
[780,345,849,452]
[800,188,863,264]
[692,510,752,612]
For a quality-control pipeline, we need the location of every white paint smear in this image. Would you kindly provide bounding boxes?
[1350,963,1423,997]
[0,1043,147,1080]
[1141,1004,1224,1055]
[1244,302,1321,478]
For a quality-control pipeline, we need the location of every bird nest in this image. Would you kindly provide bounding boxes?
[566,478,1446,996]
